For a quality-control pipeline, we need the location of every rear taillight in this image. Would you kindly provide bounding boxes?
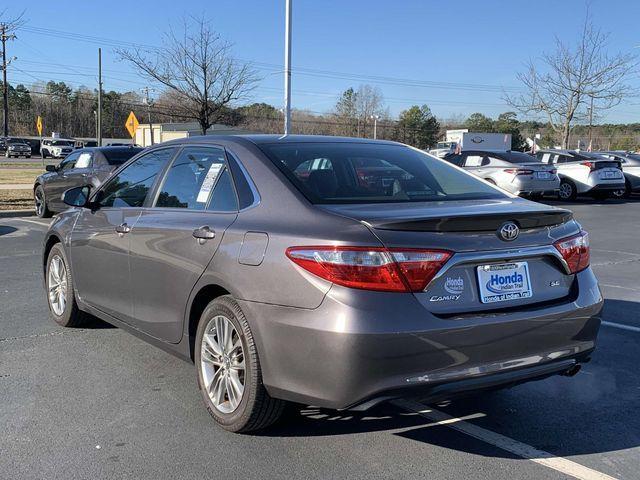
[554,231,590,274]
[504,168,534,175]
[285,246,451,292]
[581,161,596,171]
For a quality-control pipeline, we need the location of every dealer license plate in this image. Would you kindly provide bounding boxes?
[477,262,533,304]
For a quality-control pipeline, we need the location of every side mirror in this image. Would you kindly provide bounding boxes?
[45,165,57,172]
[62,185,92,208]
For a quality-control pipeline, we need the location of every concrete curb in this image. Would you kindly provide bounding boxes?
[0,209,35,218]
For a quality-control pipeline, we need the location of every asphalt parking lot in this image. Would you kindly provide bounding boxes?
[1,198,639,480]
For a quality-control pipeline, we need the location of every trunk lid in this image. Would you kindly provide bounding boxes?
[320,198,579,315]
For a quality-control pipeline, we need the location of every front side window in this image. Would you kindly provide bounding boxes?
[75,152,92,169]
[99,148,176,208]
[259,143,505,204]
[155,146,229,210]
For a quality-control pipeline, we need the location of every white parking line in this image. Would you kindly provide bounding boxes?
[602,321,640,333]
[394,399,618,480]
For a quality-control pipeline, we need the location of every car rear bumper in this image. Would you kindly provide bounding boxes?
[586,183,626,193]
[240,268,603,409]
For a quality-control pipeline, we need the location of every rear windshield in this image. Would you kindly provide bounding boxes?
[502,151,540,164]
[259,143,506,204]
[102,148,144,165]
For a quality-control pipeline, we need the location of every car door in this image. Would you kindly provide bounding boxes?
[45,151,81,211]
[61,150,94,192]
[127,145,239,342]
[70,147,177,322]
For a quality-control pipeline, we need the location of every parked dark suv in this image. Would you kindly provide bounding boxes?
[34,146,144,217]
[43,135,602,433]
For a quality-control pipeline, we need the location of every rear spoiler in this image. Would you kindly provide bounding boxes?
[370,210,573,233]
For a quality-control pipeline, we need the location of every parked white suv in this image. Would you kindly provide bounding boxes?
[41,139,75,159]
[536,149,625,200]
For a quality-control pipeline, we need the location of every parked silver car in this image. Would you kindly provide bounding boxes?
[536,149,625,200]
[444,150,559,199]
[597,151,640,198]
[34,146,144,217]
[43,136,602,432]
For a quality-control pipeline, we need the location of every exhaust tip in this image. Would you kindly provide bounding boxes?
[561,364,582,377]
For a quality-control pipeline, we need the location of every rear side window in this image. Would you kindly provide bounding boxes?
[102,148,144,165]
[99,148,176,208]
[463,155,485,167]
[259,143,505,204]
[75,152,92,168]
[503,152,539,164]
[155,146,229,210]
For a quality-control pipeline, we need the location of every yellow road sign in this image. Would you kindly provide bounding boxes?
[125,111,139,138]
[36,116,43,136]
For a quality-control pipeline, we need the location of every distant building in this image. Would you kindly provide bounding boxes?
[134,122,252,147]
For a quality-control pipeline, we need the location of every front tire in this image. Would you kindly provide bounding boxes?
[34,185,52,218]
[195,295,285,433]
[558,179,577,201]
[46,244,86,327]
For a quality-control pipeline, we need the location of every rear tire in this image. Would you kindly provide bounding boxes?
[558,180,577,201]
[195,295,286,433]
[46,244,86,327]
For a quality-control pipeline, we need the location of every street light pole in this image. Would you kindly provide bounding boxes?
[587,96,594,151]
[283,0,292,136]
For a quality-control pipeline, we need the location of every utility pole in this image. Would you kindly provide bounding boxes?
[97,48,103,146]
[1,24,17,138]
[141,86,155,145]
[283,0,292,136]
[587,96,594,151]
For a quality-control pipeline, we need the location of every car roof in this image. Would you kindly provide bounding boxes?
[74,146,144,154]
[158,134,401,147]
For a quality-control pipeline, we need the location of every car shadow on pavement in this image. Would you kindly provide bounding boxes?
[79,313,117,329]
[0,225,18,236]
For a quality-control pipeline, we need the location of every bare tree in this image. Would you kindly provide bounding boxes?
[505,12,636,148]
[118,16,258,135]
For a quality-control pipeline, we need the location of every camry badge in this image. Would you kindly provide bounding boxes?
[498,222,519,241]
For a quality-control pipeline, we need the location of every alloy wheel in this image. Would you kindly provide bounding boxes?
[35,189,44,216]
[559,183,573,200]
[200,315,245,414]
[48,255,68,316]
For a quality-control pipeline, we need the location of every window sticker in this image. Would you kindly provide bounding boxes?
[197,163,224,203]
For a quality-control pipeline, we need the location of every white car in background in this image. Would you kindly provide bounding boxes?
[536,149,625,200]
[597,151,640,198]
[41,139,75,159]
[444,150,559,199]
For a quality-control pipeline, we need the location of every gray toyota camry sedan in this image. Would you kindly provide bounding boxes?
[43,135,602,432]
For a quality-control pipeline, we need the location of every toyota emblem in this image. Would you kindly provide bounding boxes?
[498,222,519,241]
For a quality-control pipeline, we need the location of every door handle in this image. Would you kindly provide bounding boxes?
[192,225,216,240]
[115,223,131,235]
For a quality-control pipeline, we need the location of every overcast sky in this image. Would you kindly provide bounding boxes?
[6,0,640,122]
